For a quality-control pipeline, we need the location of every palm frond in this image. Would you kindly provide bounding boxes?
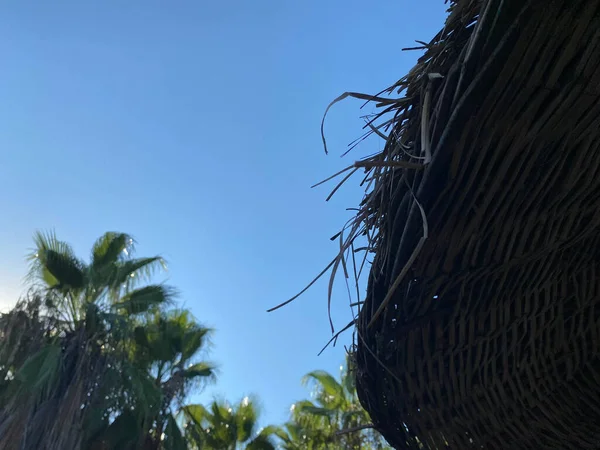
[249,424,286,450]
[260,425,288,440]
[150,309,212,363]
[182,362,215,380]
[29,230,75,258]
[163,413,187,450]
[110,257,167,290]
[0,314,109,450]
[43,249,87,290]
[246,434,278,450]
[294,400,335,419]
[7,232,215,449]
[181,326,212,362]
[182,404,210,425]
[14,344,62,400]
[95,410,140,449]
[122,360,162,420]
[114,284,176,315]
[91,232,133,269]
[26,230,84,289]
[236,398,259,442]
[341,366,357,399]
[302,371,346,408]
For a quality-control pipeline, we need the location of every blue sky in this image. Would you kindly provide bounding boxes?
[0,0,447,427]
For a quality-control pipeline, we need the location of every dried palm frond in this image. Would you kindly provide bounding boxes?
[0,294,109,450]
[285,0,600,448]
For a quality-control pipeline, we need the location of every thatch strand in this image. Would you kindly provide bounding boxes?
[287,0,600,448]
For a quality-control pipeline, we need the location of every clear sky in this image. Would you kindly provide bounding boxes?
[0,0,447,427]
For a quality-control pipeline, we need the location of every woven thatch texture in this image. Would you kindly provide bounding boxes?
[350,0,600,448]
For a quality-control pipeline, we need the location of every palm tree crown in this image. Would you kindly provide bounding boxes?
[280,355,390,450]
[0,231,215,450]
[182,397,281,449]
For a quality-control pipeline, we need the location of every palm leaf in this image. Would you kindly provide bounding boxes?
[114,285,175,315]
[182,404,210,425]
[163,414,187,450]
[342,354,358,397]
[27,231,86,290]
[15,344,62,396]
[38,267,60,288]
[302,371,346,407]
[340,409,368,429]
[82,405,110,448]
[27,231,76,284]
[181,326,212,362]
[143,310,210,364]
[236,399,258,442]
[249,425,287,450]
[110,257,167,289]
[294,400,335,418]
[84,302,102,335]
[246,434,277,450]
[260,424,289,441]
[182,362,215,380]
[133,325,150,347]
[91,232,132,269]
[121,360,162,421]
[210,400,227,421]
[342,367,356,398]
[206,400,238,444]
[43,249,86,289]
[97,410,140,449]
[30,230,75,258]
[166,309,194,328]
[137,313,185,363]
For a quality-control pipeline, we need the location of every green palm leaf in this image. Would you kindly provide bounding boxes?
[98,410,140,449]
[246,434,277,450]
[181,326,212,362]
[6,231,217,449]
[43,249,86,289]
[302,371,346,408]
[236,399,258,442]
[30,230,75,258]
[91,232,132,269]
[261,425,290,443]
[122,361,162,419]
[342,353,358,397]
[294,400,335,418]
[114,285,175,315]
[110,257,167,288]
[182,404,209,425]
[284,360,392,449]
[27,231,87,290]
[182,362,215,380]
[15,344,61,393]
[247,425,286,450]
[164,414,187,450]
[27,231,78,285]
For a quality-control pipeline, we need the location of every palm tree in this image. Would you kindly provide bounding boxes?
[181,397,281,449]
[132,309,216,449]
[279,356,390,450]
[0,231,214,450]
[26,230,168,322]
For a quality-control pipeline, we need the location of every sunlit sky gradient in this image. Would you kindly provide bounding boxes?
[0,0,447,426]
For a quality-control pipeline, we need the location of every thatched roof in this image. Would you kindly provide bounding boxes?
[307,0,600,448]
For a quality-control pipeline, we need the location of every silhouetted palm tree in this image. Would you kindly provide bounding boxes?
[279,356,390,450]
[0,231,215,450]
[182,397,280,449]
